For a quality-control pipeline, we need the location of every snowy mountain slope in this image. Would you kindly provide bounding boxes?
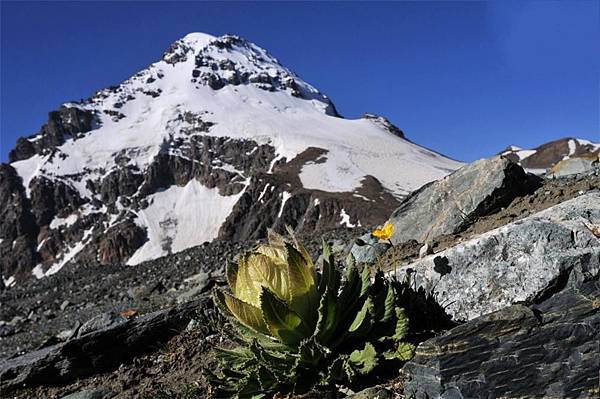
[1,32,462,284]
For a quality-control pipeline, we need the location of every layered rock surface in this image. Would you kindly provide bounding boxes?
[391,191,600,321]
[403,279,600,398]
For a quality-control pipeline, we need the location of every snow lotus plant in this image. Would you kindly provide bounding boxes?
[207,230,415,398]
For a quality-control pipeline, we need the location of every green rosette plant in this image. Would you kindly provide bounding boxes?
[207,229,415,398]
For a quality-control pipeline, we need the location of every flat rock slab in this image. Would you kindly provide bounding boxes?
[392,192,600,321]
[403,279,600,398]
[388,156,538,244]
[0,298,209,392]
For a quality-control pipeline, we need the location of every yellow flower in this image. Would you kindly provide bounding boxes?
[372,223,394,241]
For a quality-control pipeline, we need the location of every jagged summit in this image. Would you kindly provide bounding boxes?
[178,32,217,47]
[2,31,463,284]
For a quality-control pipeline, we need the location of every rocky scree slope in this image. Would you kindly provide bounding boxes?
[1,32,462,284]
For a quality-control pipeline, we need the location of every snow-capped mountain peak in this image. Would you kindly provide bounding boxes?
[2,32,462,284]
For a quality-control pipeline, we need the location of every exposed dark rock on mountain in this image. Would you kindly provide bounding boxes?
[0,165,39,280]
[96,220,147,265]
[362,113,405,138]
[9,107,97,163]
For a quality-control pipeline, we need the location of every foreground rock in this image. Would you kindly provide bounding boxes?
[548,155,599,178]
[392,192,600,321]
[403,278,600,398]
[386,156,539,245]
[0,297,210,392]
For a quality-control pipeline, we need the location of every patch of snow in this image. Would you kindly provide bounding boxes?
[352,193,373,202]
[127,179,245,265]
[258,184,270,202]
[525,168,548,175]
[50,214,79,230]
[32,264,45,279]
[215,162,244,177]
[277,191,292,219]
[567,139,576,158]
[576,139,600,151]
[37,238,48,251]
[2,275,16,288]
[339,209,355,228]
[514,149,536,161]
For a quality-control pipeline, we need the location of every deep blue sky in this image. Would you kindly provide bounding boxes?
[1,1,598,163]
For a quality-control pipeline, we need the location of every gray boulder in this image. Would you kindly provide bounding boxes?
[387,156,539,244]
[391,192,600,321]
[403,279,599,399]
[176,271,211,304]
[0,298,209,392]
[350,233,391,264]
[548,155,599,178]
[77,312,127,338]
[60,387,113,399]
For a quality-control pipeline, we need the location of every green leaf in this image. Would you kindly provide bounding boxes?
[393,307,410,341]
[360,265,371,297]
[322,354,347,384]
[215,346,254,369]
[238,252,290,307]
[314,289,338,344]
[332,261,363,337]
[257,230,288,266]
[248,339,295,374]
[260,287,311,346]
[345,252,356,271]
[381,285,396,322]
[285,242,319,327]
[319,239,340,295]
[383,342,415,361]
[348,342,378,375]
[213,287,271,336]
[296,337,329,367]
[348,297,374,337]
[285,225,313,266]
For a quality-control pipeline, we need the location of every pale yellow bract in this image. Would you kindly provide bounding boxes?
[372,223,394,241]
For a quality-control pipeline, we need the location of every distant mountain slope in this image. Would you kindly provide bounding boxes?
[1,33,462,285]
[500,137,599,174]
